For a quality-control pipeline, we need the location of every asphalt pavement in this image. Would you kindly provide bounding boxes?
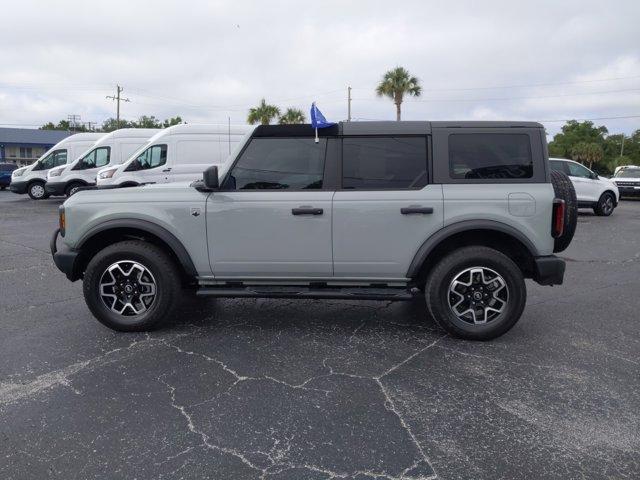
[0,190,638,479]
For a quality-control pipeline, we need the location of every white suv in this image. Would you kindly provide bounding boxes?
[549,158,619,216]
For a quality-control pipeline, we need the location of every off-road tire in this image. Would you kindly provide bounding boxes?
[594,191,616,216]
[27,181,48,200]
[425,246,527,340]
[83,240,182,331]
[550,170,577,253]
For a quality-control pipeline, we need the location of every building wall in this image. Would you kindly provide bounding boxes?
[2,145,49,167]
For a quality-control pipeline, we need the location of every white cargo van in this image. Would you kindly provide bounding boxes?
[9,133,104,199]
[95,124,251,187]
[45,129,159,197]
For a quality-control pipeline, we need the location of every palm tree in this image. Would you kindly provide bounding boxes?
[278,108,306,125]
[247,99,280,125]
[376,67,422,121]
[571,142,604,170]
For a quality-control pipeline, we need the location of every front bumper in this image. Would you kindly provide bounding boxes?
[50,229,81,281]
[9,180,28,194]
[616,186,640,197]
[532,255,565,286]
[45,181,67,196]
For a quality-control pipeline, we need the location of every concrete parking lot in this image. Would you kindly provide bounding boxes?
[0,190,638,480]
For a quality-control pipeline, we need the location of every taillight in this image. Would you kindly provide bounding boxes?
[551,199,565,238]
[59,206,66,237]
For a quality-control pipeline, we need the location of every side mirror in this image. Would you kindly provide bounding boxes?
[203,165,219,190]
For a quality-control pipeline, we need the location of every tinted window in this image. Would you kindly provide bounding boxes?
[566,162,593,179]
[549,160,568,174]
[35,149,67,170]
[342,137,427,190]
[76,147,111,170]
[449,134,532,179]
[225,138,325,190]
[134,145,167,170]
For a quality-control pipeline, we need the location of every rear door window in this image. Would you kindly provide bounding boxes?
[341,136,428,189]
[550,160,569,174]
[449,134,533,179]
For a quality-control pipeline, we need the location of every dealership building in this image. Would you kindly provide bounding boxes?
[0,128,72,167]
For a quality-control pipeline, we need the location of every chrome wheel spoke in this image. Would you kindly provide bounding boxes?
[448,266,509,325]
[98,260,157,317]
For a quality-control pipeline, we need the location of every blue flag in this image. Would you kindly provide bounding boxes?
[310,102,336,129]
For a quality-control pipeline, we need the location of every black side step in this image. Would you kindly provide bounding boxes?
[196,286,416,301]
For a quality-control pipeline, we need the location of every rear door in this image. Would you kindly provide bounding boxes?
[332,135,444,278]
[206,136,334,277]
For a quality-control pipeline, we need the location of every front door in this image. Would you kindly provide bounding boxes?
[565,161,599,202]
[332,136,444,278]
[207,136,333,278]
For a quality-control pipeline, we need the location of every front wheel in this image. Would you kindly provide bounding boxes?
[65,182,83,197]
[27,181,48,200]
[594,192,615,216]
[424,246,527,340]
[83,240,182,331]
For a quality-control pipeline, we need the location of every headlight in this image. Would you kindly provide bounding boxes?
[98,168,117,179]
[13,168,25,177]
[49,167,65,177]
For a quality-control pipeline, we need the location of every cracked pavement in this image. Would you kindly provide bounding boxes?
[0,191,639,479]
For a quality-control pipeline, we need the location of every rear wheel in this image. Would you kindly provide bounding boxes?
[83,240,182,331]
[27,181,48,200]
[594,192,615,216]
[425,246,527,340]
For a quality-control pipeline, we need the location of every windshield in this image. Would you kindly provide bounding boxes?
[33,149,67,170]
[615,169,640,178]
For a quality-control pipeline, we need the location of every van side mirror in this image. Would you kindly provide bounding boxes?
[203,165,219,190]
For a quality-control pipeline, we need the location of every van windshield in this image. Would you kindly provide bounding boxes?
[33,150,67,170]
[75,147,111,170]
[126,144,167,171]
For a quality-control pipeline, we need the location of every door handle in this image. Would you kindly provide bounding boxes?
[401,206,434,215]
[162,168,172,172]
[292,207,323,215]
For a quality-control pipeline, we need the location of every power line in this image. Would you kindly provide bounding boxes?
[351,74,640,92]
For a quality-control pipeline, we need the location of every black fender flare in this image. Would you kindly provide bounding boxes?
[77,219,198,277]
[406,220,540,278]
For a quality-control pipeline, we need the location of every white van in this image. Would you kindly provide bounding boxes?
[9,133,104,199]
[45,128,159,197]
[96,124,251,187]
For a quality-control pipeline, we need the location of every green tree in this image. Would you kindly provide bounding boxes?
[548,120,607,158]
[247,99,280,125]
[101,117,134,132]
[278,108,306,124]
[40,119,88,131]
[135,115,162,128]
[375,66,422,121]
[163,116,183,128]
[570,142,603,170]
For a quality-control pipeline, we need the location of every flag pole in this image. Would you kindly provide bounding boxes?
[313,101,319,143]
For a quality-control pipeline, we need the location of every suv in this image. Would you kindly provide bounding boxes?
[51,122,575,340]
[612,166,640,197]
[549,158,619,215]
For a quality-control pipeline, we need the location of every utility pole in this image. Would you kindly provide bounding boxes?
[106,85,130,129]
[347,86,352,122]
[620,133,625,157]
[67,114,81,132]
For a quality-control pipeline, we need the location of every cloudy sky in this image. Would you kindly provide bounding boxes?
[1,0,639,137]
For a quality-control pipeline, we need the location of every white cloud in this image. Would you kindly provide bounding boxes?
[0,0,638,137]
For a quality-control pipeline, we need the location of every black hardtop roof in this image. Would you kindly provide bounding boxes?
[253,120,544,137]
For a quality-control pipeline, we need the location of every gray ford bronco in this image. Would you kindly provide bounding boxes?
[51,121,577,340]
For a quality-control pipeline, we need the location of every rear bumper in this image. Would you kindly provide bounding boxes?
[45,181,67,196]
[9,180,28,194]
[50,229,81,281]
[532,255,565,286]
